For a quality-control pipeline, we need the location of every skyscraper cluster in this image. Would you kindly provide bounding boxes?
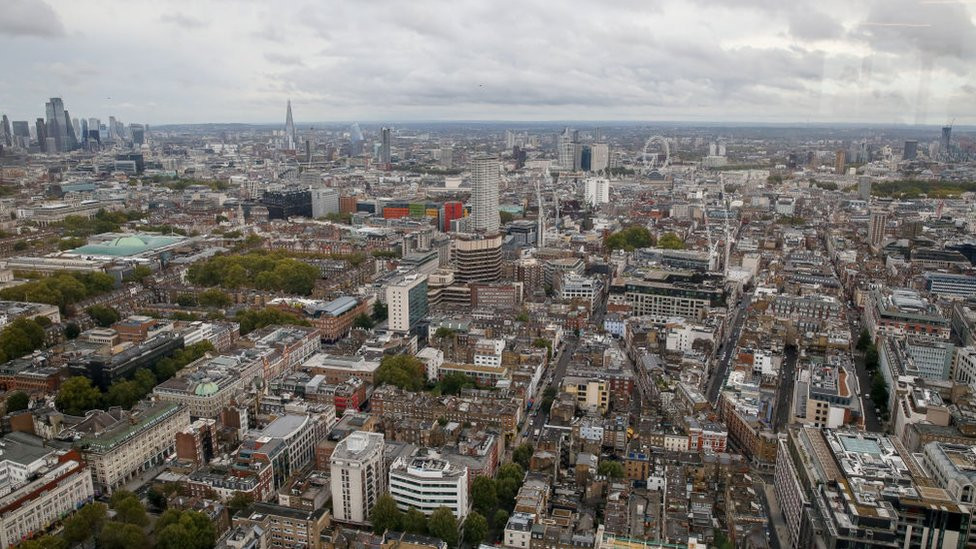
[0,97,143,153]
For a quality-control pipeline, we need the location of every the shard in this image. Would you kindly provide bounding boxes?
[284,100,296,150]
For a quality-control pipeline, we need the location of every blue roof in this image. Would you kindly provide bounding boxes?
[308,296,358,318]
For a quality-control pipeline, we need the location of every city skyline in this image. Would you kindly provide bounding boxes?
[2,0,976,125]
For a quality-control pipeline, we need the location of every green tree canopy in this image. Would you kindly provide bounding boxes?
[109,490,149,526]
[353,313,375,330]
[856,328,871,351]
[155,509,217,549]
[62,503,108,546]
[605,226,654,251]
[56,376,103,416]
[197,289,232,308]
[598,460,625,479]
[657,232,685,250]
[376,354,427,391]
[463,512,489,546]
[372,300,388,321]
[87,305,120,327]
[6,391,29,413]
[370,494,402,534]
[402,507,428,535]
[227,491,254,517]
[512,443,533,470]
[235,308,311,335]
[493,509,510,529]
[440,372,474,395]
[186,252,320,295]
[428,507,459,547]
[97,521,147,549]
[471,476,498,516]
[17,535,66,549]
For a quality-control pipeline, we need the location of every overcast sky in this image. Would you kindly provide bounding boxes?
[1,0,975,125]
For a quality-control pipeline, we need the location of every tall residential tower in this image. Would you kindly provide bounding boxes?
[470,156,500,234]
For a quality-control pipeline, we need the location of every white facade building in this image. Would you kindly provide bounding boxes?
[583,178,609,206]
[389,449,469,520]
[470,157,500,233]
[0,458,94,548]
[330,431,385,524]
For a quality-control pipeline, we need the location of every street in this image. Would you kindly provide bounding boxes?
[706,294,752,405]
[772,345,798,432]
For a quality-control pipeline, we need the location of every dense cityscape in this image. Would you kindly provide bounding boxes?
[1,1,976,547]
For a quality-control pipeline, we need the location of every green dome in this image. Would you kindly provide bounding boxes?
[194,380,219,396]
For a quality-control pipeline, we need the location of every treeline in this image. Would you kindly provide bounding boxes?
[56,209,145,237]
[186,252,320,295]
[19,493,217,549]
[0,317,50,364]
[605,225,653,251]
[236,307,310,335]
[55,341,214,415]
[0,272,116,312]
[872,180,976,199]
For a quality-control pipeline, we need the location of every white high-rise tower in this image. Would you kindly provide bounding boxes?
[470,156,500,233]
[284,100,296,150]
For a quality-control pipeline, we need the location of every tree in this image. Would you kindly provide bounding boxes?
[434,327,456,339]
[605,226,654,251]
[227,491,254,517]
[499,210,515,224]
[657,232,685,250]
[376,354,427,391]
[856,328,871,351]
[235,308,310,335]
[493,509,510,529]
[155,509,217,549]
[98,521,147,549]
[63,503,108,546]
[6,391,29,413]
[198,289,232,308]
[402,507,428,534]
[125,265,153,283]
[147,487,168,510]
[428,507,459,547]
[56,376,103,415]
[372,300,388,321]
[370,494,402,534]
[463,512,489,546]
[598,460,624,479]
[18,535,66,549]
[441,372,473,395]
[353,313,375,330]
[176,294,198,307]
[865,344,879,371]
[512,443,533,470]
[471,476,498,516]
[871,372,889,413]
[64,322,80,339]
[110,490,148,526]
[87,305,120,327]
[134,368,157,393]
[106,380,142,409]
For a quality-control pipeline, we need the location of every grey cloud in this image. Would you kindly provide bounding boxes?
[159,12,210,29]
[0,0,64,38]
[788,9,844,41]
[264,52,304,67]
[857,0,976,62]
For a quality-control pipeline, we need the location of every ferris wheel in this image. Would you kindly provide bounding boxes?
[641,135,671,174]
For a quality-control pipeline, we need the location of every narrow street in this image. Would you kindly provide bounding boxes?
[706,294,751,405]
[772,345,798,432]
